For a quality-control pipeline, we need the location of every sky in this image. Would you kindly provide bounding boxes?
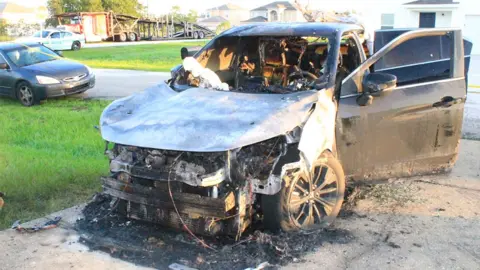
[13,0,277,14]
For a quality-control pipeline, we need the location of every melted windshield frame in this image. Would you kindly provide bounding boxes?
[173,35,336,94]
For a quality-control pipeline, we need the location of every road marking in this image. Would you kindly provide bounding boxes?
[469,85,480,88]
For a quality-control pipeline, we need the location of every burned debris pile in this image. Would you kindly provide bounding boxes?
[76,193,354,270]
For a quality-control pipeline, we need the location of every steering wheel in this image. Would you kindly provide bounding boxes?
[288,71,318,83]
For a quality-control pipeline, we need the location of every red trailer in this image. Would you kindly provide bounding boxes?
[55,11,140,42]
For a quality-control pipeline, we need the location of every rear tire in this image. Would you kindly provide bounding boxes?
[193,31,199,39]
[16,81,37,107]
[127,32,136,42]
[71,41,81,51]
[199,31,205,39]
[262,151,345,232]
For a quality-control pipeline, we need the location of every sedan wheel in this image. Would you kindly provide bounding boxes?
[262,152,345,232]
[17,83,36,107]
[71,41,81,51]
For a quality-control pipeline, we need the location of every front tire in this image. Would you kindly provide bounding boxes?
[16,82,37,107]
[262,151,345,232]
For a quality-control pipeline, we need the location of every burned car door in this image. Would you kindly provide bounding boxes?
[336,29,466,180]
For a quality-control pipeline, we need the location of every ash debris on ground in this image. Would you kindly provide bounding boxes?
[75,193,354,269]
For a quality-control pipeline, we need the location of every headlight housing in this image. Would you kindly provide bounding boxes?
[86,65,94,76]
[36,75,60,85]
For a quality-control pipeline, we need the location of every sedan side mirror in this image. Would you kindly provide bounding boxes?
[0,63,9,70]
[357,72,397,106]
[362,72,397,96]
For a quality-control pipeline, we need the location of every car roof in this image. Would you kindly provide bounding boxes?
[220,22,363,37]
[0,42,42,51]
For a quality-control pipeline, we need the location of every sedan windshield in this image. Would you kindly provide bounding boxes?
[5,45,58,67]
[33,31,51,38]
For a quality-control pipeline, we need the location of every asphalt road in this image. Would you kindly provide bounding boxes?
[86,69,170,99]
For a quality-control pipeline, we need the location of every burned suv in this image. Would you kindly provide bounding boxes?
[99,23,470,238]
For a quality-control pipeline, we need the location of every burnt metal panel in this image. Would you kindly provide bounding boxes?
[337,78,465,180]
[102,177,235,217]
[219,22,363,38]
[100,83,318,152]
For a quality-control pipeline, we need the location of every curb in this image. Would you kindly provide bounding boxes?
[468,85,480,93]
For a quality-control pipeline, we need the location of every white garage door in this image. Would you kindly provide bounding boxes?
[465,15,480,55]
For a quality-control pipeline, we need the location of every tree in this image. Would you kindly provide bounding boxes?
[47,0,64,15]
[46,0,144,16]
[216,21,231,35]
[293,0,324,22]
[81,0,103,12]
[186,10,198,23]
[102,0,144,16]
[170,6,185,22]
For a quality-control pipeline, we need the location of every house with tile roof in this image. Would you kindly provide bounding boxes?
[205,3,249,26]
[249,1,306,22]
[197,16,229,32]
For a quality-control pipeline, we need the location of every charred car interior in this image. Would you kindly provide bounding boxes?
[172,34,364,95]
[99,23,471,238]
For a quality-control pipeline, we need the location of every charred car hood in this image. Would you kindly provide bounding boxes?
[100,83,318,152]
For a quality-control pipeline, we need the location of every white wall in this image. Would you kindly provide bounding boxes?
[250,10,268,18]
[435,11,452,27]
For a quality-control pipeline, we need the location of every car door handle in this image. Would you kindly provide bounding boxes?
[433,96,460,108]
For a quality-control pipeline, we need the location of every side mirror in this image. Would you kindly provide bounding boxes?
[180,47,188,60]
[180,46,202,60]
[362,72,397,97]
[357,72,396,106]
[0,63,9,70]
[54,50,63,57]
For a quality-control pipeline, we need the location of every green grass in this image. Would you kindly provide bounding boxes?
[63,42,208,72]
[0,98,111,229]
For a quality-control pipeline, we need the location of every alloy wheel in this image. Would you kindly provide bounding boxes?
[286,160,341,229]
[19,85,34,106]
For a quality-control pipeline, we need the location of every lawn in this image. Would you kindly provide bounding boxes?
[63,42,208,72]
[0,97,111,229]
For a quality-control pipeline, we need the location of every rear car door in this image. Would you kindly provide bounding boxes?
[61,32,73,50]
[336,29,466,180]
[48,32,62,50]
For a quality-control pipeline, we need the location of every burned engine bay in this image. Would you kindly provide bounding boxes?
[172,36,338,93]
[102,136,301,237]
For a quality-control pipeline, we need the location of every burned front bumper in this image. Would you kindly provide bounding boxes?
[101,176,237,235]
[101,139,288,236]
[102,145,258,236]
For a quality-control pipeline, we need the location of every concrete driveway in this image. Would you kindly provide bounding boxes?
[1,139,478,270]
